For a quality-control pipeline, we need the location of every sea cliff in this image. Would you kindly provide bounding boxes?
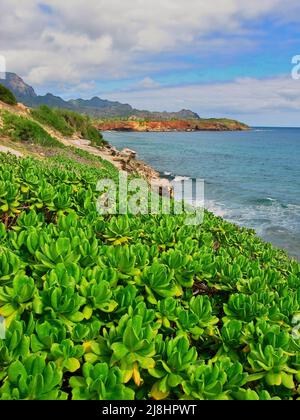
[97,118,250,132]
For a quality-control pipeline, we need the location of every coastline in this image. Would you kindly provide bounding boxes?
[103,130,300,262]
[60,138,174,196]
[1,104,300,401]
[97,119,250,133]
[102,144,174,195]
[0,99,297,261]
[0,99,173,196]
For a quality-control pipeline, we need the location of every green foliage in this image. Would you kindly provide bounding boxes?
[182,357,247,400]
[0,355,67,400]
[84,125,104,146]
[0,152,299,401]
[28,105,105,146]
[149,335,197,399]
[31,106,74,136]
[1,112,63,148]
[0,85,17,106]
[55,109,105,146]
[70,363,134,400]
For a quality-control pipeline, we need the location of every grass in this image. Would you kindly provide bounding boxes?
[31,105,74,137]
[0,85,17,106]
[57,109,106,146]
[1,111,64,148]
[31,106,106,147]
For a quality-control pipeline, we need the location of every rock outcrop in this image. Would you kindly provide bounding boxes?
[97,118,250,132]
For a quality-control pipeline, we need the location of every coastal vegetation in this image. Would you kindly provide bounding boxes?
[0,85,17,106]
[0,92,299,401]
[0,150,299,400]
[31,106,105,147]
[0,107,104,149]
[1,112,63,148]
[31,106,74,137]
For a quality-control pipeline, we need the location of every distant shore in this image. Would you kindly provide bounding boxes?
[97,118,250,132]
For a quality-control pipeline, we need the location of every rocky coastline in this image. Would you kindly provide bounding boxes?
[97,118,250,132]
[103,144,173,196]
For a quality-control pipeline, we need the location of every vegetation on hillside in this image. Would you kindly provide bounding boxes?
[31,106,74,137]
[31,106,106,147]
[0,85,17,106]
[0,112,63,148]
[0,151,299,401]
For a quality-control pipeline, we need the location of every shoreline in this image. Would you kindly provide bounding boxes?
[97,119,250,133]
[101,135,299,262]
[0,100,297,261]
[101,128,250,133]
[103,144,174,195]
[60,137,174,197]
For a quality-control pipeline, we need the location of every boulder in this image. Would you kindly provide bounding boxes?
[120,148,137,159]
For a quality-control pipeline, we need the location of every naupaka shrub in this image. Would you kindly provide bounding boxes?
[0,152,299,400]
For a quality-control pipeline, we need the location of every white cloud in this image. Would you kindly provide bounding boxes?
[104,76,300,125]
[0,0,299,85]
[136,77,160,90]
[1,0,300,124]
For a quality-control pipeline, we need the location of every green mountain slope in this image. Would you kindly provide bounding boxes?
[0,73,200,120]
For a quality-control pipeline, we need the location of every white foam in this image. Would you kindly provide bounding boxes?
[253,129,274,132]
[204,200,227,218]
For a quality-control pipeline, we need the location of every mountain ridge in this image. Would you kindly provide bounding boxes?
[0,73,200,120]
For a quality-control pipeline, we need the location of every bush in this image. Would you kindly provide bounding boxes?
[56,109,86,131]
[56,109,105,146]
[82,125,104,146]
[1,112,64,148]
[31,105,74,137]
[32,107,105,146]
[0,85,17,106]
[0,153,299,400]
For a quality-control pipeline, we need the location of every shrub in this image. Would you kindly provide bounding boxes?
[31,106,74,137]
[0,85,17,106]
[56,109,105,146]
[31,106,104,146]
[82,124,104,146]
[1,112,63,148]
[0,154,299,401]
[56,109,86,131]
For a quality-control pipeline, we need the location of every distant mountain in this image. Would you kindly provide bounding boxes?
[1,72,37,99]
[0,73,200,120]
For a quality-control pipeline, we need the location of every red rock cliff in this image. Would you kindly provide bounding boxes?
[96,119,250,132]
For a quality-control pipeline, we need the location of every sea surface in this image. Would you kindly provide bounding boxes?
[104,129,300,260]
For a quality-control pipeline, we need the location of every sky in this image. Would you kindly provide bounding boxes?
[1,0,300,126]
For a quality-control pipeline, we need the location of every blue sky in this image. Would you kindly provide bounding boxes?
[1,0,300,126]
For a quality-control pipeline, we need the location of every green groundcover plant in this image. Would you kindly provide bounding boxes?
[0,152,299,400]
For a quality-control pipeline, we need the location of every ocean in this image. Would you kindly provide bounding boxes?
[104,128,300,260]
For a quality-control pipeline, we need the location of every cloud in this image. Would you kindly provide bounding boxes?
[1,0,299,86]
[136,77,160,90]
[103,76,300,125]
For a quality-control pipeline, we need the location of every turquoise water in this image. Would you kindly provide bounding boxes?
[104,129,300,260]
